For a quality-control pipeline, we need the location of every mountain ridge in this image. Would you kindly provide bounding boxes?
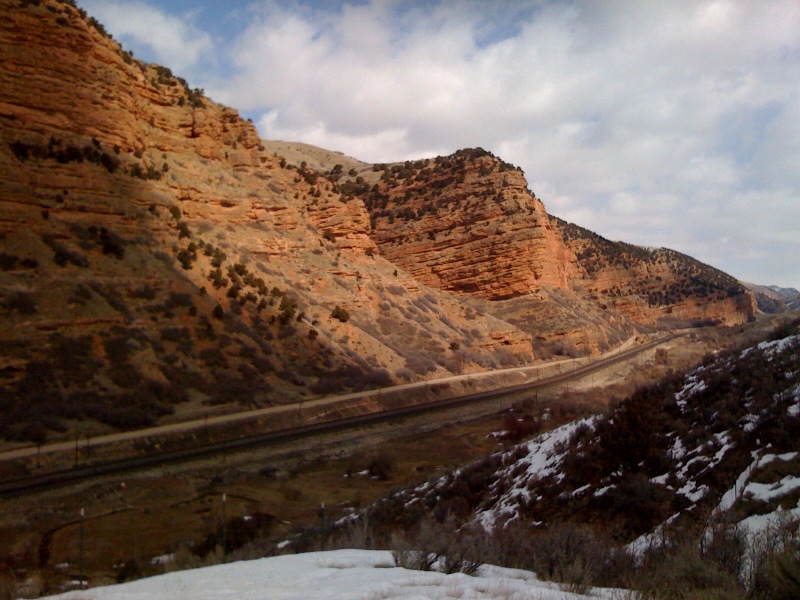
[0,0,763,444]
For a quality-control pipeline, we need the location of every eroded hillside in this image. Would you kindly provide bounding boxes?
[354,150,755,356]
[374,318,800,539]
[0,0,759,445]
[0,0,529,442]
[558,218,757,328]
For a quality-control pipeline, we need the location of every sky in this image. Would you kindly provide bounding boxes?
[76,0,800,289]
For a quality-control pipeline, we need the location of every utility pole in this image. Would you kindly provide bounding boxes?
[79,507,85,590]
[318,502,327,551]
[221,493,227,563]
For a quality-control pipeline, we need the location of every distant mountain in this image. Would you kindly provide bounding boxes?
[768,285,800,311]
[743,282,800,312]
[0,0,755,444]
[768,285,800,297]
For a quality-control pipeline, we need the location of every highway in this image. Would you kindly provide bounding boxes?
[0,333,677,496]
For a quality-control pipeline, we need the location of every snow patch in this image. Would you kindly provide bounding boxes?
[39,549,617,600]
[475,418,596,530]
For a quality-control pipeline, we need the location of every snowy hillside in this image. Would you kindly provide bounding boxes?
[41,550,613,600]
[388,323,800,541]
[358,320,800,597]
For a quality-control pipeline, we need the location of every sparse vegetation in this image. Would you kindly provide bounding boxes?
[331,305,350,322]
[9,136,120,173]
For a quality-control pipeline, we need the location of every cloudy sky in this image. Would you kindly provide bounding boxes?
[77,0,800,289]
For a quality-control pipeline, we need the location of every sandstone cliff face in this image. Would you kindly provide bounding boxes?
[355,149,754,356]
[0,0,532,443]
[557,219,756,327]
[363,149,579,301]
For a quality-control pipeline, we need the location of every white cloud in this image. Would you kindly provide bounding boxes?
[81,0,800,287]
[79,0,214,74]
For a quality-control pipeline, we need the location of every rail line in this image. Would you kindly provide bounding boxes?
[0,334,677,497]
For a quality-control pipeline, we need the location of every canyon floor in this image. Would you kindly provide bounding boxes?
[0,319,783,594]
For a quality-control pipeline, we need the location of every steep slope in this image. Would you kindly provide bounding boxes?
[557,220,756,327]
[557,218,757,327]
[362,149,579,300]
[379,318,800,543]
[355,150,754,356]
[352,318,800,596]
[0,0,531,443]
[0,0,758,445]
[744,282,800,313]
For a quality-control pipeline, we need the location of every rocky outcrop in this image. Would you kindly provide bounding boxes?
[356,149,754,348]
[362,149,579,300]
[557,219,756,326]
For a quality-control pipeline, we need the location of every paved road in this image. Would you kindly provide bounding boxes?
[0,333,654,463]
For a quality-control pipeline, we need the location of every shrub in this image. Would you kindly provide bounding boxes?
[390,517,483,576]
[100,227,125,258]
[367,453,394,480]
[0,569,16,600]
[199,347,226,368]
[278,295,297,324]
[765,546,800,600]
[53,247,89,268]
[637,542,744,600]
[331,305,350,322]
[99,152,120,173]
[176,248,195,270]
[0,253,19,270]
[1,291,37,314]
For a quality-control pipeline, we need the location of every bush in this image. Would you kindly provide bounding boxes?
[53,247,90,268]
[390,517,483,576]
[100,227,125,258]
[0,569,15,600]
[1,291,37,314]
[0,252,19,270]
[176,247,196,270]
[199,347,227,368]
[765,546,800,600]
[279,295,297,324]
[367,453,394,480]
[637,542,744,600]
[331,305,350,322]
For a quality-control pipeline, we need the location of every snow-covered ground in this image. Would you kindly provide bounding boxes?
[42,549,615,600]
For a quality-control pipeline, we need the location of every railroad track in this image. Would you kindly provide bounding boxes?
[0,334,677,496]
